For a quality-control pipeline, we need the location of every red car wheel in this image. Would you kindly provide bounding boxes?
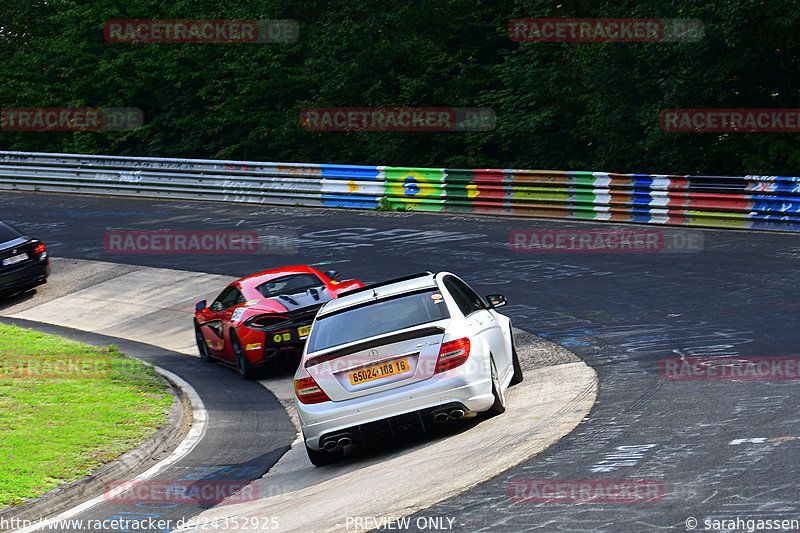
[232,334,256,380]
[195,322,212,363]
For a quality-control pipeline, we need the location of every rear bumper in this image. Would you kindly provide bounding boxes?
[0,260,49,296]
[255,343,303,367]
[238,318,315,367]
[298,372,493,451]
[235,326,308,366]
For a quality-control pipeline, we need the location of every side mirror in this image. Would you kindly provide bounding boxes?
[486,294,507,308]
[196,300,207,311]
[324,270,341,280]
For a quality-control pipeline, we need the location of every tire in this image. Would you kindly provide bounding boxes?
[305,441,344,467]
[487,354,507,416]
[232,334,256,379]
[510,345,524,386]
[194,322,213,363]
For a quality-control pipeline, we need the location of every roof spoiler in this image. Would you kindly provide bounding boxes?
[339,271,434,298]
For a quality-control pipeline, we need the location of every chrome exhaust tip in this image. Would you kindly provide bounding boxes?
[321,433,353,451]
[322,440,340,452]
[433,411,450,423]
[449,408,465,420]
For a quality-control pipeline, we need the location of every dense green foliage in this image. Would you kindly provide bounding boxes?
[2,0,799,174]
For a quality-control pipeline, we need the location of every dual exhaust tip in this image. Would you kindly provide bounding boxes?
[320,407,468,452]
[321,433,352,452]
[432,408,465,423]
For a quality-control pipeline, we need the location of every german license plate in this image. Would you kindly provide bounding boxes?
[298,325,311,338]
[2,253,28,266]
[349,358,411,385]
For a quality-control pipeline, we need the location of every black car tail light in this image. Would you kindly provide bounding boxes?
[32,242,46,259]
[245,314,290,330]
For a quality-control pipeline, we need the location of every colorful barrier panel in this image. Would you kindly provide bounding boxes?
[1,151,798,231]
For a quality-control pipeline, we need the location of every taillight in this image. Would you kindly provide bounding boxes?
[434,337,471,374]
[33,242,46,255]
[246,314,289,330]
[294,375,331,404]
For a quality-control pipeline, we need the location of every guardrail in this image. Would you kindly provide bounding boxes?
[1,151,799,231]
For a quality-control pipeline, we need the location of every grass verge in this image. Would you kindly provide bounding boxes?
[0,324,173,507]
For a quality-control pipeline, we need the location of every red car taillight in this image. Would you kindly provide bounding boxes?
[434,337,471,374]
[294,375,331,404]
[33,242,46,255]
[247,314,289,329]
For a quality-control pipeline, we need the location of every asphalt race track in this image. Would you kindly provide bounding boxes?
[2,190,800,532]
[0,256,595,533]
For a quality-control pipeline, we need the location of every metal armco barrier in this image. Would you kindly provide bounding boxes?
[1,151,799,231]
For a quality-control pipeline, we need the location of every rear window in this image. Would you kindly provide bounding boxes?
[0,222,22,243]
[256,274,324,298]
[307,289,450,352]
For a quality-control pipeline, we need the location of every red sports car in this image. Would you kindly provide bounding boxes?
[194,265,363,378]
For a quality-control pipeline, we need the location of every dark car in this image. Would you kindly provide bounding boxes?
[0,221,50,298]
[194,265,364,378]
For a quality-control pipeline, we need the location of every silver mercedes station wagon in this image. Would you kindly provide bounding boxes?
[293,271,523,466]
